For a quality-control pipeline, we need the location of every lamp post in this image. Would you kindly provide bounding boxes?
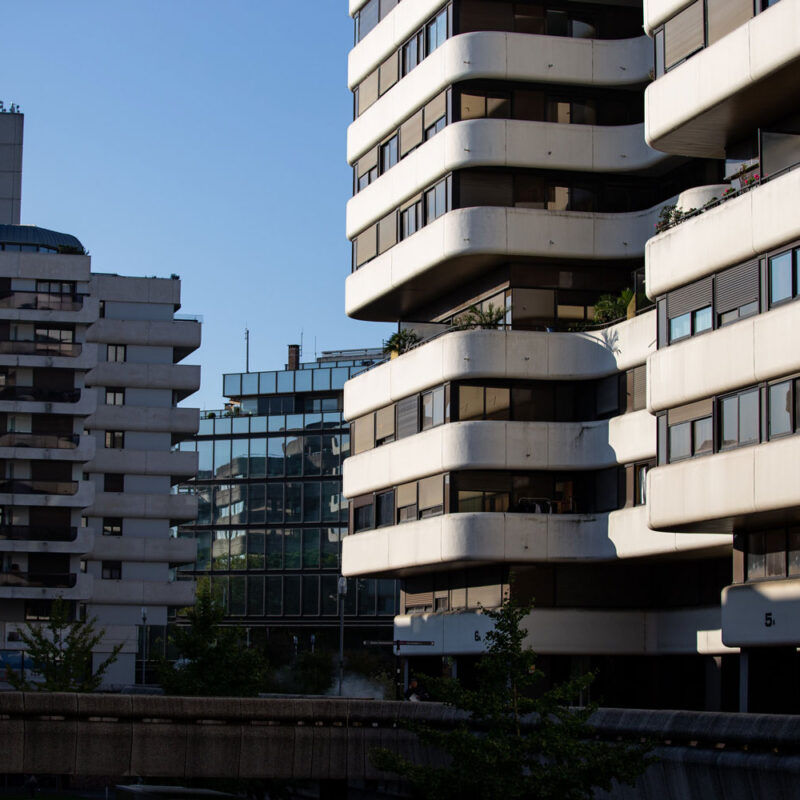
[140,607,147,686]
[337,576,347,696]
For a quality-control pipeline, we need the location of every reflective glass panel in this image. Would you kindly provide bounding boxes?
[303,528,320,568]
[214,418,232,435]
[277,371,294,393]
[248,484,266,524]
[313,368,331,390]
[266,528,283,569]
[720,396,739,448]
[357,578,376,615]
[247,576,265,616]
[668,422,691,461]
[322,481,341,522]
[331,368,349,389]
[229,576,246,615]
[259,372,276,393]
[285,483,302,523]
[231,439,248,478]
[303,575,319,616]
[241,373,258,395]
[322,575,339,615]
[197,441,213,479]
[769,381,793,437]
[669,313,691,341]
[267,576,282,615]
[267,437,284,476]
[223,374,241,396]
[295,370,312,392]
[739,390,760,445]
[249,438,266,478]
[693,417,713,454]
[304,482,322,522]
[267,484,283,523]
[693,306,712,333]
[285,529,301,569]
[378,579,396,615]
[286,435,303,476]
[247,531,265,570]
[321,527,340,569]
[304,435,322,475]
[284,576,301,615]
[770,251,793,304]
[229,530,247,569]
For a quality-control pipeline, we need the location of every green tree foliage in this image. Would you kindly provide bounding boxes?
[8,597,122,692]
[592,288,634,324]
[452,303,506,330]
[372,600,651,799]
[159,580,268,697]
[383,329,422,356]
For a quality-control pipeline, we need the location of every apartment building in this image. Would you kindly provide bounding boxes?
[0,109,200,688]
[177,346,399,670]
[643,0,800,712]
[339,0,740,709]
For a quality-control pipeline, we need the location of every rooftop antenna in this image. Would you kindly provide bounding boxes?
[300,330,304,360]
[314,336,317,360]
[245,327,250,373]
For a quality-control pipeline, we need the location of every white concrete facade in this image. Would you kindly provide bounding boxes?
[643,0,800,668]
[341,0,732,692]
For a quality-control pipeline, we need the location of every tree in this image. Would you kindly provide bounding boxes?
[159,579,268,697]
[592,288,634,324]
[383,329,422,356]
[372,600,651,799]
[8,596,122,692]
[452,303,506,330]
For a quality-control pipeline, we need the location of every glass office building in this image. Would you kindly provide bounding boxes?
[177,346,398,660]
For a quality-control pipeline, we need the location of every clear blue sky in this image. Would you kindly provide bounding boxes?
[2,1,393,410]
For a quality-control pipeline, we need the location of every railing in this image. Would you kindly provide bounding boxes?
[0,292,86,311]
[0,479,79,495]
[174,314,203,323]
[0,341,81,357]
[0,526,78,542]
[0,432,79,449]
[0,572,77,588]
[655,159,800,235]
[0,386,80,403]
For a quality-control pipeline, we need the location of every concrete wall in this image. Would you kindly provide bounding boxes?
[0,113,23,225]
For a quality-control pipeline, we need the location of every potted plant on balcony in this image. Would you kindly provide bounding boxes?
[383,329,422,358]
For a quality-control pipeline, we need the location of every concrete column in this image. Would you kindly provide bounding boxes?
[705,656,722,711]
[739,650,749,713]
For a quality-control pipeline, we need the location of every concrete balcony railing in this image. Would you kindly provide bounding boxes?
[0,479,94,509]
[0,294,99,324]
[0,433,95,464]
[87,317,201,356]
[87,405,200,436]
[0,341,98,370]
[89,534,196,564]
[346,202,670,320]
[648,436,800,533]
[344,316,655,420]
[87,491,197,523]
[347,119,669,239]
[645,0,800,157]
[90,578,195,607]
[0,386,97,417]
[0,526,94,555]
[342,507,729,578]
[648,300,800,412]
[343,412,656,498]
[646,168,800,298]
[86,362,201,398]
[86,448,198,480]
[0,570,91,601]
[392,605,731,657]
[349,32,652,159]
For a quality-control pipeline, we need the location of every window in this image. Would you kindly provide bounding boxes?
[102,518,122,536]
[426,8,447,55]
[720,389,760,449]
[103,474,124,493]
[376,491,395,527]
[669,305,711,342]
[36,280,75,295]
[425,115,445,140]
[769,379,799,438]
[105,389,124,406]
[769,249,799,306]
[401,200,422,239]
[425,180,447,223]
[105,430,125,449]
[402,31,424,75]
[101,561,122,580]
[634,463,650,506]
[421,386,445,431]
[668,415,712,461]
[354,503,374,532]
[107,344,126,362]
[380,135,398,173]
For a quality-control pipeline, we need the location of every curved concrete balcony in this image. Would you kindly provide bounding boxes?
[645,0,800,157]
[90,578,195,607]
[647,170,800,298]
[347,203,667,320]
[350,32,652,161]
[643,0,697,34]
[0,433,95,464]
[347,119,669,238]
[0,527,94,555]
[0,387,97,417]
[87,492,197,523]
[0,479,94,509]
[87,405,199,436]
[342,508,729,578]
[648,436,800,533]
[89,535,196,564]
[349,0,446,84]
[86,448,198,480]
[0,251,91,282]
[0,571,92,601]
[0,341,98,371]
[86,363,200,396]
[0,295,99,325]
[393,604,730,656]
[344,317,655,420]
[87,318,201,356]
[343,412,656,497]
[648,300,800,412]
[722,578,800,647]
